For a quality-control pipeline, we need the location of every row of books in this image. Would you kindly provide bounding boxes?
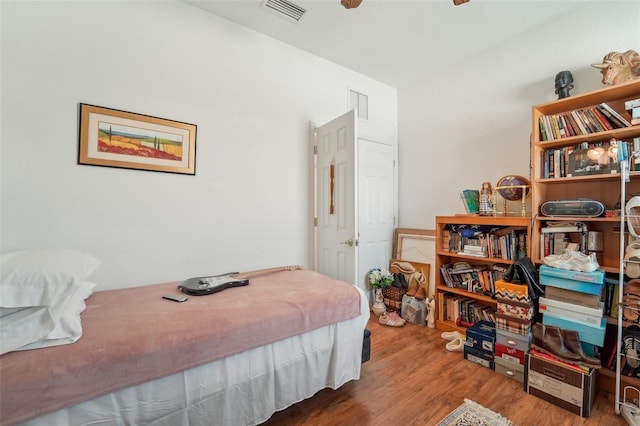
[540,139,638,179]
[626,98,640,126]
[439,263,508,297]
[539,231,587,257]
[538,102,632,141]
[445,228,528,261]
[440,293,496,325]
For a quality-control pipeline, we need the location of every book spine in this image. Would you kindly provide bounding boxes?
[577,109,597,133]
[565,112,583,136]
[584,108,605,132]
[538,116,548,141]
[570,110,589,135]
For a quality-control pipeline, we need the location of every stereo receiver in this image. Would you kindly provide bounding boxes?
[540,199,605,217]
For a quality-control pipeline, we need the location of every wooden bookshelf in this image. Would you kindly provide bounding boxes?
[434,215,531,333]
[530,80,640,396]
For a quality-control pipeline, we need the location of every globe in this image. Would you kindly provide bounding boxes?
[496,175,531,201]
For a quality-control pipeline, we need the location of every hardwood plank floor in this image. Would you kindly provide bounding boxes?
[262,313,627,425]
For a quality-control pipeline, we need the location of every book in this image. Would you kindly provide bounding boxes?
[570,110,589,135]
[625,98,640,110]
[597,103,632,127]
[591,106,614,130]
[584,109,605,132]
[541,223,587,233]
[461,189,480,213]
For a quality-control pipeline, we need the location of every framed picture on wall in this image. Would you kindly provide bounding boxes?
[78,103,197,175]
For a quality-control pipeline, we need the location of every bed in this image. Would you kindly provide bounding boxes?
[0,255,369,426]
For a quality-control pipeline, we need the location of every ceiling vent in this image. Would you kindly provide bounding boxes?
[261,0,307,23]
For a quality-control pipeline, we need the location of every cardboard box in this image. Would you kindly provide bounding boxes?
[465,320,496,353]
[524,352,597,417]
[538,265,604,296]
[542,312,606,347]
[463,345,494,370]
[543,286,601,309]
[495,280,531,303]
[496,328,532,352]
[495,355,525,382]
[538,296,604,326]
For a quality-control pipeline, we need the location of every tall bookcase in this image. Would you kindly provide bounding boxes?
[530,80,640,395]
[435,215,531,333]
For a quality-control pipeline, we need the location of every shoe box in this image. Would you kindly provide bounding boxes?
[495,327,531,366]
[464,320,495,370]
[524,352,597,417]
[496,328,532,352]
[464,346,495,370]
[543,286,601,309]
[496,315,532,336]
[495,355,525,383]
[542,312,606,347]
[495,280,532,303]
[497,298,535,321]
[538,296,604,327]
[538,265,604,296]
[465,320,496,352]
[495,343,526,365]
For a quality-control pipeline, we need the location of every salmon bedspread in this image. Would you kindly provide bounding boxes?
[0,269,361,425]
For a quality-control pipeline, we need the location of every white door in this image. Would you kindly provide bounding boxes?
[316,110,358,284]
[357,139,395,292]
[315,112,396,295]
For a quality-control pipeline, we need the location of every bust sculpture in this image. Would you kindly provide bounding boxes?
[554,71,574,99]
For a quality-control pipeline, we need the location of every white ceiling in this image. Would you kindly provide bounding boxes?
[183,0,584,88]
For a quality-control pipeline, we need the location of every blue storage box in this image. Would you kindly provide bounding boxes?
[542,312,606,347]
[539,265,604,296]
[465,320,496,353]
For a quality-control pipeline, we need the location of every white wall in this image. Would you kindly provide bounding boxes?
[398,1,640,229]
[0,1,397,290]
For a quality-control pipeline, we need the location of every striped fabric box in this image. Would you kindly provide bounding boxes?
[496,313,532,335]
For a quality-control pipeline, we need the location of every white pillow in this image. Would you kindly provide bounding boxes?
[0,281,97,354]
[17,281,96,351]
[0,306,55,355]
[0,249,100,308]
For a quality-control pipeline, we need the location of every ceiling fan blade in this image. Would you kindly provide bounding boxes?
[341,0,362,9]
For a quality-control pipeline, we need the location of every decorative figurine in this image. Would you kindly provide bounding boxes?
[592,50,640,85]
[554,70,574,99]
[479,181,493,215]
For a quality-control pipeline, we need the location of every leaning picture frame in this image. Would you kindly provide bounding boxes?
[78,103,197,175]
[392,228,436,296]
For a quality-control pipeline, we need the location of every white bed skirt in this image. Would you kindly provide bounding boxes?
[21,288,369,426]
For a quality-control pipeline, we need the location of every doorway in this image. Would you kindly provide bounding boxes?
[314,111,396,296]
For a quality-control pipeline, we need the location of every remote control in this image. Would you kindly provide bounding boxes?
[163,293,188,302]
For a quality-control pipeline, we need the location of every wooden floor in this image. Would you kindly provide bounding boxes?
[262,313,627,426]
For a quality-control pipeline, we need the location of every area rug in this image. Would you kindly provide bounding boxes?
[437,398,514,426]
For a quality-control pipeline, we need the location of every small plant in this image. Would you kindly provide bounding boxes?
[368,267,394,290]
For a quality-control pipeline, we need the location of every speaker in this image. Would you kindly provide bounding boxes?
[540,199,605,217]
